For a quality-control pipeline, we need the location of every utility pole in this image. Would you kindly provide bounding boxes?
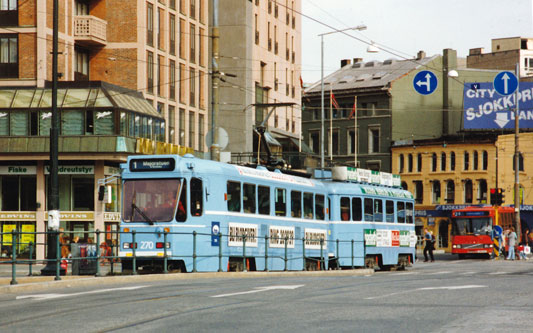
[210,0,220,161]
[514,62,521,240]
[41,0,63,277]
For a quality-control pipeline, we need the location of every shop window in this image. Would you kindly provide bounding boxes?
[243,183,256,213]
[290,190,301,218]
[72,177,94,211]
[258,186,270,215]
[190,177,203,216]
[275,188,286,216]
[1,176,36,211]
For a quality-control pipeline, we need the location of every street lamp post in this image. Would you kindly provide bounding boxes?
[319,25,367,175]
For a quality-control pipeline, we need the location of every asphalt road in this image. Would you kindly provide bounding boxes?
[0,256,532,332]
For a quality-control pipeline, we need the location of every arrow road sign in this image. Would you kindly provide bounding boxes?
[493,71,518,96]
[413,70,438,95]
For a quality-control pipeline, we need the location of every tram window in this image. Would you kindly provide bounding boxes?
[258,186,270,215]
[291,191,302,218]
[406,202,414,224]
[190,178,203,216]
[227,181,241,212]
[340,197,350,221]
[386,200,394,222]
[315,194,325,220]
[397,201,405,223]
[375,200,383,222]
[176,179,187,222]
[364,198,373,221]
[303,192,314,219]
[243,183,256,213]
[275,188,286,216]
[352,197,362,221]
[328,198,331,220]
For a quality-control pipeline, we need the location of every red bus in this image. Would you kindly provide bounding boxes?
[451,206,515,258]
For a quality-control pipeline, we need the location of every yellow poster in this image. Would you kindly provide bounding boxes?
[21,224,35,251]
[2,224,17,245]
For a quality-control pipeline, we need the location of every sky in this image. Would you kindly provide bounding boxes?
[301,0,533,84]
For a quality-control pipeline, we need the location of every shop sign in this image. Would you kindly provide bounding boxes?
[44,165,94,175]
[399,230,411,247]
[364,229,377,247]
[2,224,16,245]
[20,224,35,250]
[45,211,94,221]
[104,166,121,176]
[0,212,36,220]
[104,212,121,222]
[0,166,36,175]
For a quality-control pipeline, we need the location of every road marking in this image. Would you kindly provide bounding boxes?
[488,272,509,275]
[365,285,486,300]
[16,285,148,301]
[211,285,304,298]
[460,271,477,275]
[426,270,452,275]
[390,272,418,276]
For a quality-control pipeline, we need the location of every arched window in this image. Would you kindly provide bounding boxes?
[477,179,487,204]
[450,151,456,171]
[441,152,446,171]
[464,151,470,171]
[399,154,404,173]
[432,153,437,172]
[446,180,455,204]
[482,151,488,170]
[401,181,408,191]
[473,151,479,170]
[432,180,441,204]
[464,179,473,204]
[408,154,413,173]
[417,153,422,172]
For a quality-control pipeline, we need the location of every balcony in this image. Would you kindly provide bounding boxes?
[74,15,107,47]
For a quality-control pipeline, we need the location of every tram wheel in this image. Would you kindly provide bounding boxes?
[364,257,376,270]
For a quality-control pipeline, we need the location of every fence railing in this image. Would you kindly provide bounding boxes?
[1,229,368,285]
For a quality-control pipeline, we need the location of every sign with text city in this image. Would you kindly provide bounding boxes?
[463,82,533,130]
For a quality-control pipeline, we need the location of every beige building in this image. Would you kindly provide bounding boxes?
[217,0,302,156]
[391,133,533,252]
[0,0,205,260]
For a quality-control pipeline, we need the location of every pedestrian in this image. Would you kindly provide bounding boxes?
[423,228,434,262]
[507,227,517,260]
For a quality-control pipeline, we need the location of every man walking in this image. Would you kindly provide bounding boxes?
[423,228,434,262]
[507,227,517,260]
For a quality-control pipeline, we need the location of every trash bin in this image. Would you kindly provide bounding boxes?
[71,243,97,275]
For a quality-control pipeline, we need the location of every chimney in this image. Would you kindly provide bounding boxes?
[353,58,363,64]
[416,50,426,60]
[341,59,352,67]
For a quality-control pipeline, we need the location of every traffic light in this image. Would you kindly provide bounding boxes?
[490,188,505,205]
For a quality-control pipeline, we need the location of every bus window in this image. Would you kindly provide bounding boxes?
[190,178,203,216]
[352,197,362,221]
[243,183,256,213]
[291,191,302,218]
[275,188,286,216]
[406,202,414,223]
[315,194,325,220]
[397,201,405,223]
[227,181,241,212]
[374,199,383,222]
[176,179,187,222]
[386,200,394,222]
[303,192,314,219]
[364,198,373,221]
[340,197,350,221]
[258,186,270,215]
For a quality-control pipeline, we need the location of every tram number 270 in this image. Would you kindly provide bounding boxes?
[140,241,154,249]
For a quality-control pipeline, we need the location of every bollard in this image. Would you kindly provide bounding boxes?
[95,230,101,277]
[132,230,137,275]
[320,238,324,271]
[163,231,168,274]
[192,231,197,273]
[28,241,34,276]
[110,242,114,275]
[264,235,269,272]
[218,233,223,272]
[242,235,247,272]
[302,237,306,271]
[284,236,288,271]
[10,230,17,285]
[351,239,355,269]
[55,230,61,280]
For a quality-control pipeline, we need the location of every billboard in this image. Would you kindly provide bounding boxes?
[463,82,533,130]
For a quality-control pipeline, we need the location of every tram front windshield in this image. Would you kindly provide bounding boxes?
[122,179,181,223]
[453,217,492,236]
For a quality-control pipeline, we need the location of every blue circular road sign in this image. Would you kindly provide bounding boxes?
[413,70,438,95]
[493,71,518,96]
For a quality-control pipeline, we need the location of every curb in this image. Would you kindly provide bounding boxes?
[0,269,375,294]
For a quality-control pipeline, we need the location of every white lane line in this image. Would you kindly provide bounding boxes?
[365,285,486,300]
[390,272,418,276]
[425,270,452,275]
[488,272,509,275]
[211,285,304,298]
[460,271,477,275]
[16,285,148,301]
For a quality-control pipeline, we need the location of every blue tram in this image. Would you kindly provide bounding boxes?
[118,154,415,272]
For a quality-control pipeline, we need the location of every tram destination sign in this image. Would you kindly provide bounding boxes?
[130,158,175,172]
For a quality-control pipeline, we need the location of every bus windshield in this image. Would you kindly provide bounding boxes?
[122,179,181,223]
[453,217,492,236]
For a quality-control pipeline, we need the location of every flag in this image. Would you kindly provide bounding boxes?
[331,92,340,109]
[349,103,356,119]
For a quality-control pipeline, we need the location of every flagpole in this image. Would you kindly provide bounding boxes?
[354,96,357,167]
[329,86,333,161]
